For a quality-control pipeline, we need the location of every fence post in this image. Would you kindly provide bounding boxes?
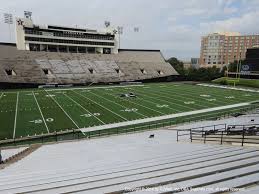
[241,126,245,147]
[220,131,223,145]
[204,131,206,144]
[225,124,227,132]
[190,129,192,142]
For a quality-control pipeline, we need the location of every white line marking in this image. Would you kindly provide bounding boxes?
[1,85,145,94]
[181,84,244,103]
[13,92,19,139]
[135,89,194,111]
[139,87,208,109]
[73,90,128,121]
[105,90,165,115]
[32,92,50,133]
[0,93,4,100]
[118,88,182,113]
[197,83,259,93]
[45,84,145,92]
[44,90,80,129]
[80,102,252,133]
[88,91,148,118]
[64,93,106,125]
[156,86,224,107]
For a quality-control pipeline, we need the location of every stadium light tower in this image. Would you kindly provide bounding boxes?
[134,27,139,32]
[24,11,32,19]
[117,26,123,49]
[104,21,111,28]
[3,13,13,42]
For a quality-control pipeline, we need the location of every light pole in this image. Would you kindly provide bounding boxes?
[3,13,13,42]
[117,26,123,49]
[134,27,139,33]
[24,11,32,19]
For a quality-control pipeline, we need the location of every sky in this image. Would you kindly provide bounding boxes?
[0,0,259,60]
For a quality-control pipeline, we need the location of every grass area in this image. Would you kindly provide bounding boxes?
[213,77,259,88]
[0,82,259,142]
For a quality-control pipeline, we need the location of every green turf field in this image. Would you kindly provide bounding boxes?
[213,77,259,88]
[0,83,259,141]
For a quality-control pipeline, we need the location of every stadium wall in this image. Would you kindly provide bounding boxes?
[0,43,178,88]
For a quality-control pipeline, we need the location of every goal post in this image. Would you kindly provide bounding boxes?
[225,59,259,87]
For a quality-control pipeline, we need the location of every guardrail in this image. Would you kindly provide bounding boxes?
[177,123,259,146]
[176,124,226,142]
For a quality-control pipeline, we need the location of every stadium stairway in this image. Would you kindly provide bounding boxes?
[0,130,258,193]
[0,144,41,169]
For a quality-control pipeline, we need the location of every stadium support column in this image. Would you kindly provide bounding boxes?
[117,26,123,49]
[4,13,13,43]
[0,150,2,164]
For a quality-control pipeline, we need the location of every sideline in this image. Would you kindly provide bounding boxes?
[80,102,253,133]
[197,83,259,93]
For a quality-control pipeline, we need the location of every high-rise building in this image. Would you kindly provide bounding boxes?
[200,32,259,68]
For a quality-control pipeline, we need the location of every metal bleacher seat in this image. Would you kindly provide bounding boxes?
[0,44,178,85]
[0,130,258,193]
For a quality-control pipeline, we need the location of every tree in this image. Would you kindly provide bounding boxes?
[167,57,225,81]
[228,60,244,72]
[166,57,185,75]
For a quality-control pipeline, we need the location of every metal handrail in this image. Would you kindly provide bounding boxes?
[177,123,259,146]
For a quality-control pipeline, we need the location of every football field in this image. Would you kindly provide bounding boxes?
[0,83,259,140]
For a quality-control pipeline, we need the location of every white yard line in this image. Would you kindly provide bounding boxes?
[140,88,208,109]
[44,90,80,129]
[45,84,145,92]
[192,84,254,103]
[88,91,148,118]
[155,86,227,107]
[73,90,128,121]
[32,92,50,133]
[104,91,166,115]
[197,83,259,93]
[13,92,19,139]
[135,89,194,111]
[80,102,252,133]
[0,93,4,100]
[118,88,182,113]
[64,93,106,125]
[1,85,146,94]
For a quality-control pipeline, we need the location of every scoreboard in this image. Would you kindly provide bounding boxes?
[241,48,259,73]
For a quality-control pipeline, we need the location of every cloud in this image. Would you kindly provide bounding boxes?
[200,11,259,34]
[223,7,238,14]
[0,0,258,59]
